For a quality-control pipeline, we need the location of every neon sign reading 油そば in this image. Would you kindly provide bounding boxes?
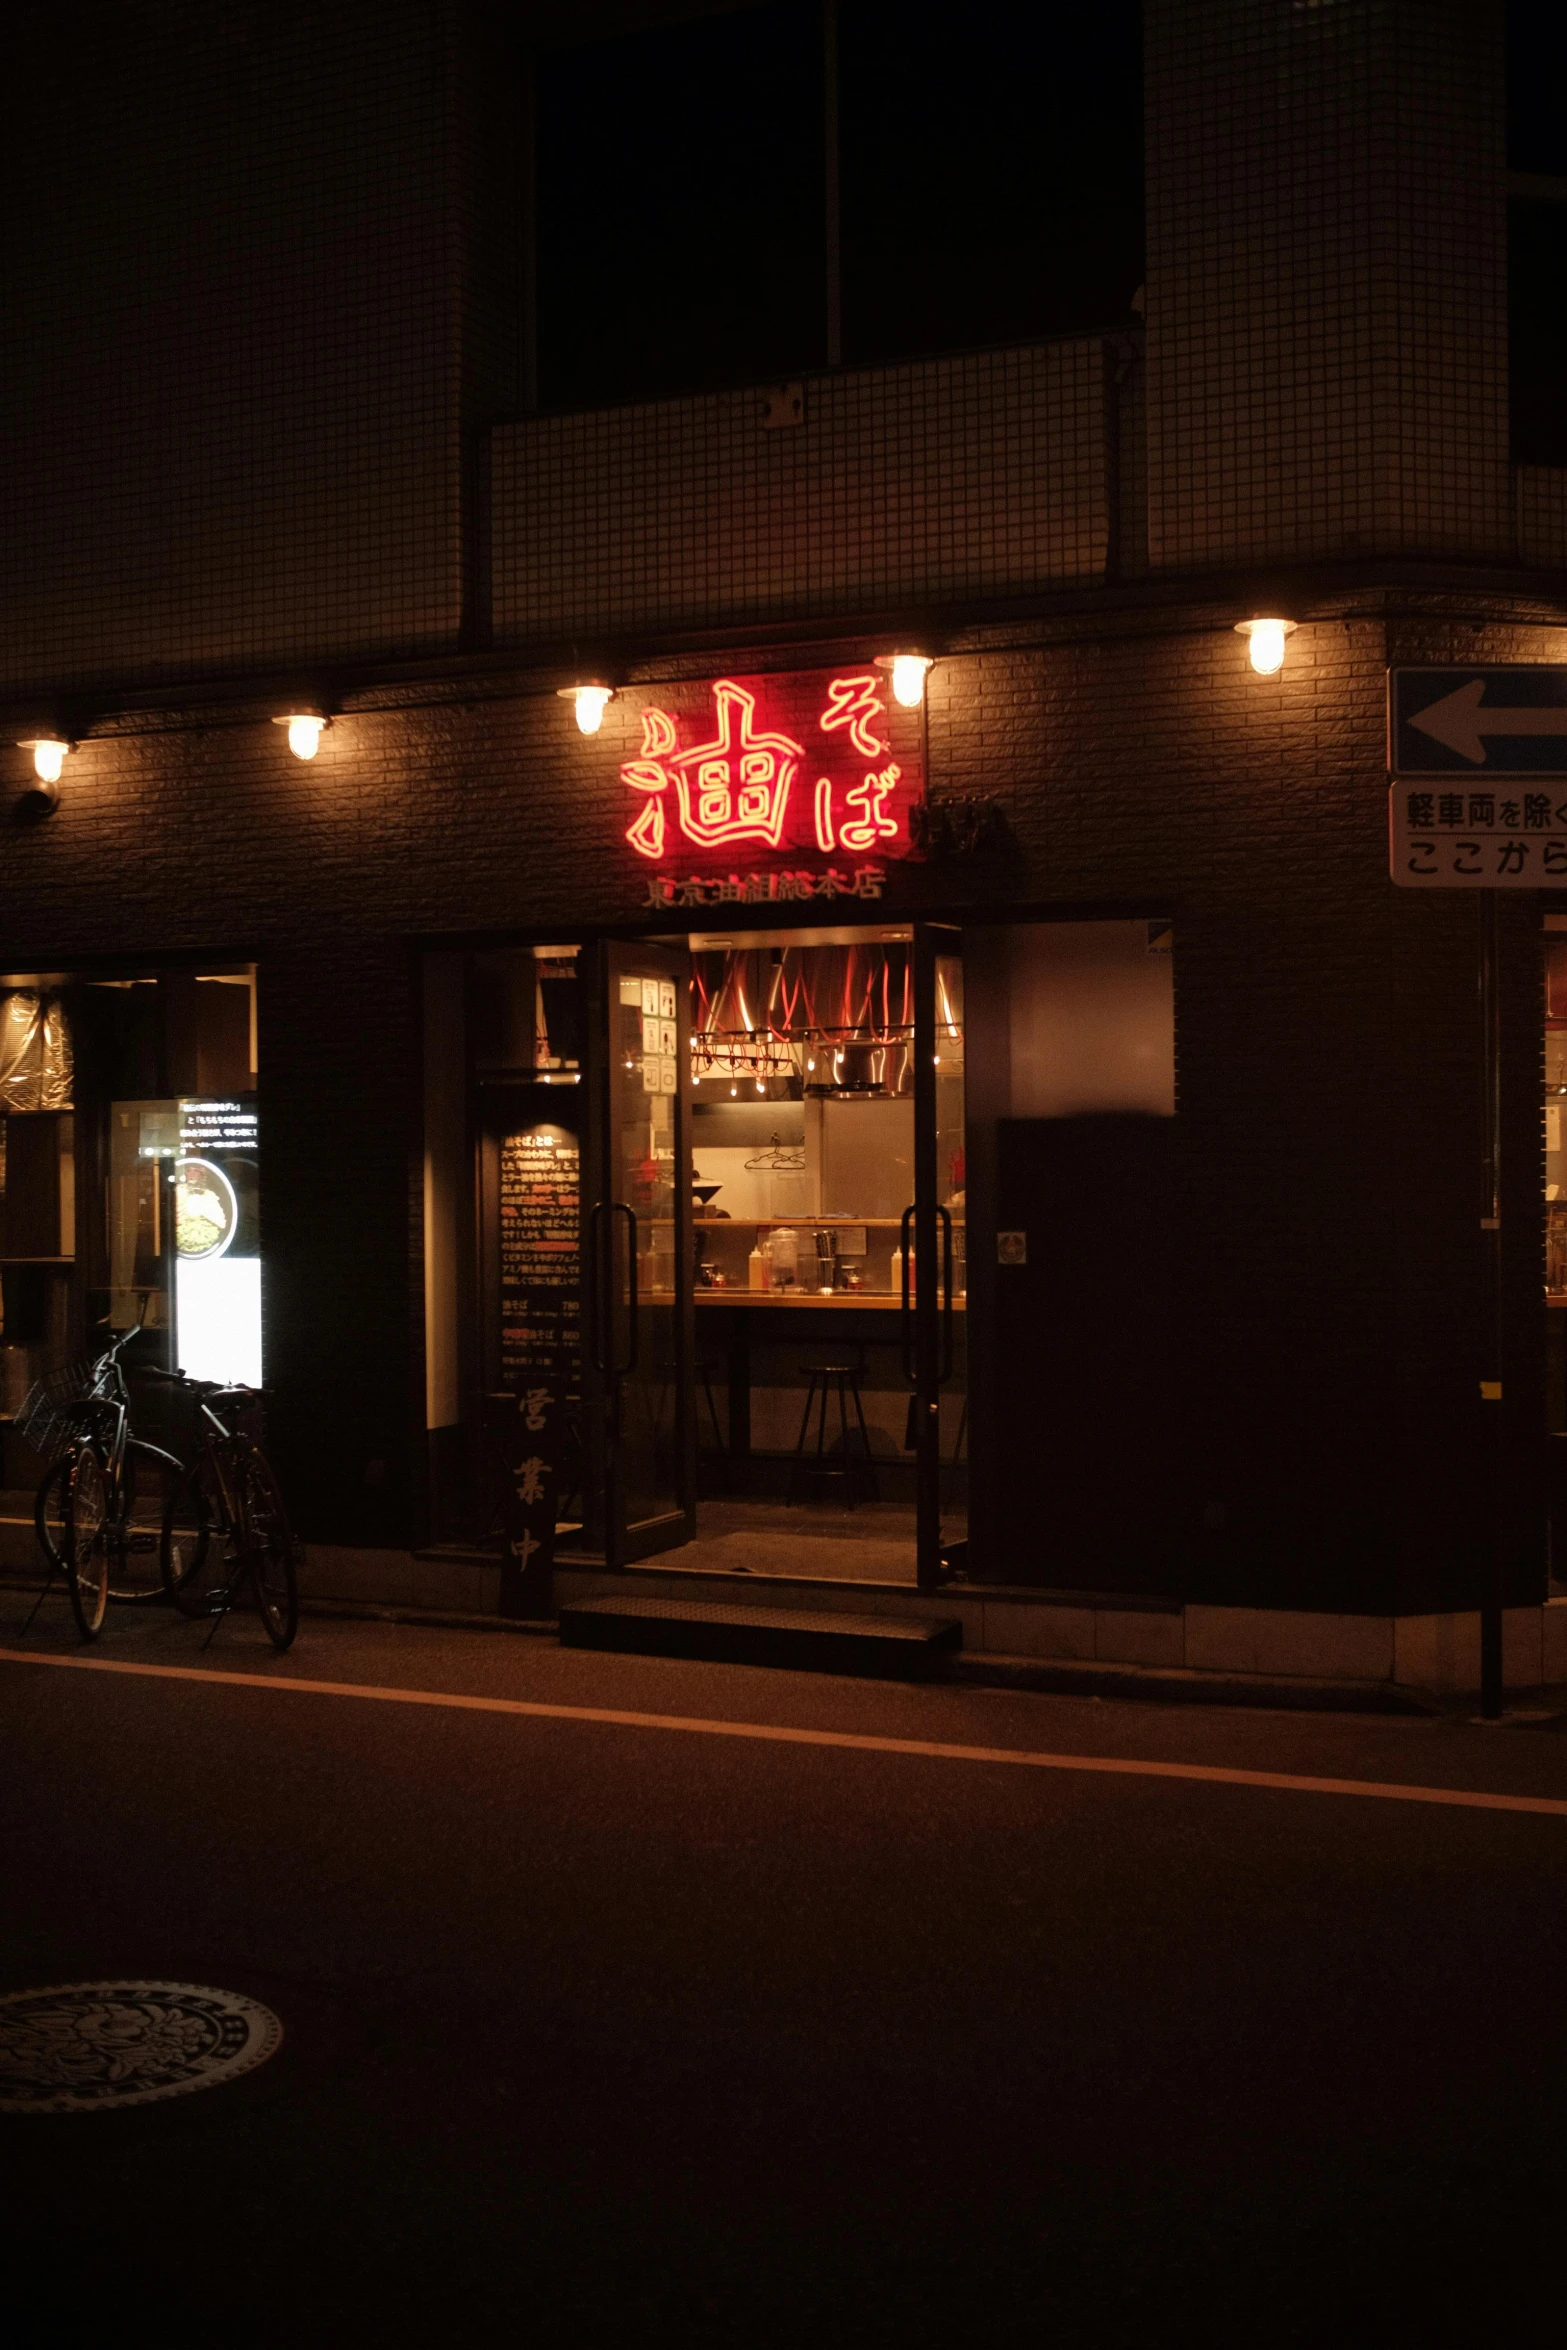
[619,671,922,867]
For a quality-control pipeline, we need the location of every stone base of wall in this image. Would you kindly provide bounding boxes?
[4,1503,1559,1694]
[295,1544,1567,1694]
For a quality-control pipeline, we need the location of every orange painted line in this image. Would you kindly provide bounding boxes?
[1,1645,1565,1820]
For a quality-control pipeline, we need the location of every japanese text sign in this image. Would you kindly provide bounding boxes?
[1389,779,1567,888]
[617,668,924,906]
[1389,667,1567,887]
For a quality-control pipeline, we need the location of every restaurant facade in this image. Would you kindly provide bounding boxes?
[2,0,1565,1689]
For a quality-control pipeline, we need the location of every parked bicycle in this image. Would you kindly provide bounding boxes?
[151,1372,299,1649]
[21,1324,186,1641]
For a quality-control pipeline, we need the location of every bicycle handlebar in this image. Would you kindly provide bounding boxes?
[136,1366,262,1402]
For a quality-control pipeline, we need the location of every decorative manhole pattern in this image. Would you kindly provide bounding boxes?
[0,1982,283,2114]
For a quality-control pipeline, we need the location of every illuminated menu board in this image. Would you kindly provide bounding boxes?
[173,1096,261,1387]
[499,1121,580,1388]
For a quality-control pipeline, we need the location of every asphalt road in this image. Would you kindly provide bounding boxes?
[2,1589,1565,2348]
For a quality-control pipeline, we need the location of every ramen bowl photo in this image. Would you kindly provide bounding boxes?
[174,1158,238,1261]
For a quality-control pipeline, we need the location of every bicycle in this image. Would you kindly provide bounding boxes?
[21,1325,187,1642]
[151,1373,299,1650]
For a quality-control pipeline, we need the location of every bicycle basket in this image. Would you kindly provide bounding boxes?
[14,1360,109,1460]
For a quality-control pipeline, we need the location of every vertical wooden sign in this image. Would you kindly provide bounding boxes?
[499,1375,563,1620]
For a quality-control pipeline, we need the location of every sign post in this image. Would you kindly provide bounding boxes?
[1477,888,1504,1721]
[1387,667,1567,1718]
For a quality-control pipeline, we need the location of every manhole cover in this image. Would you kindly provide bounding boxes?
[0,1981,283,2114]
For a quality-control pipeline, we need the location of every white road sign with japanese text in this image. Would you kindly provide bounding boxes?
[1389,778,1567,887]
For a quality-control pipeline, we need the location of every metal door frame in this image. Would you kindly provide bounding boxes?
[583,938,696,1568]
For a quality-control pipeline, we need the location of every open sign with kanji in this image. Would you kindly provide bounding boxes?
[618,668,924,907]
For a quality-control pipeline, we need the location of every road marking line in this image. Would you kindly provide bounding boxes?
[1,1645,1564,1819]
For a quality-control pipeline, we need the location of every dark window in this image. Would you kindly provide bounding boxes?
[839,0,1143,366]
[1508,0,1567,176]
[1508,0,1567,464]
[536,4,826,410]
[1510,204,1567,467]
[533,2,1144,412]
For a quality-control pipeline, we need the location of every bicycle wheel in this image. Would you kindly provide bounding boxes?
[108,1441,187,1603]
[235,1444,298,1650]
[65,1444,110,1640]
[34,1453,71,1580]
[163,1459,222,1616]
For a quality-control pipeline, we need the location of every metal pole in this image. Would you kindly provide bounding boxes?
[913,923,940,1590]
[1479,888,1504,1719]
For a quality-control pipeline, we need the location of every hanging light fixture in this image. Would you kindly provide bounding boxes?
[273,709,329,760]
[875,651,934,708]
[558,683,614,735]
[1234,617,1297,675]
[17,733,71,785]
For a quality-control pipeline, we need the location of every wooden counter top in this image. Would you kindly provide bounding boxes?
[694,1290,965,1312]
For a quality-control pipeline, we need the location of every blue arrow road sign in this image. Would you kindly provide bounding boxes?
[1390,666,1567,777]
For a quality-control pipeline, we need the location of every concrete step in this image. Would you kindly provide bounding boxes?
[559,1593,962,1680]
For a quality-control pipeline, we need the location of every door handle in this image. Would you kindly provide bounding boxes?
[614,1202,639,1377]
[899,1203,916,1384]
[589,1202,639,1378]
[588,1201,611,1375]
[936,1203,954,1384]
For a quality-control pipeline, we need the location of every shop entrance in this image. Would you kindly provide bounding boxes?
[667,922,966,1590]
[436,916,1175,1594]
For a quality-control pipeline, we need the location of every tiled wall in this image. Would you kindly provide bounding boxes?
[1516,467,1567,567]
[0,2,476,699]
[1145,0,1511,570]
[491,342,1110,643]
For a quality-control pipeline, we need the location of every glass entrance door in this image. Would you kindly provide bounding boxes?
[584,941,696,1565]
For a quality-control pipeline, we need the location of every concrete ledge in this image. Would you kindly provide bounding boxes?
[13,1516,1563,1695]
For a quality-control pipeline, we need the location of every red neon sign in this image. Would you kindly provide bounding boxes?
[618,669,923,869]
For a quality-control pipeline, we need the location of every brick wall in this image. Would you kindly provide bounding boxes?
[1144,0,1512,570]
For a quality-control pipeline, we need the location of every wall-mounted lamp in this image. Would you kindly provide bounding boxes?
[875,652,934,708]
[1234,616,1297,676]
[273,710,328,760]
[18,733,71,785]
[558,682,614,736]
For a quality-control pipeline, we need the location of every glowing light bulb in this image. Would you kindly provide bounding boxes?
[273,710,327,759]
[890,654,932,707]
[24,738,67,784]
[560,684,613,734]
[1235,617,1295,675]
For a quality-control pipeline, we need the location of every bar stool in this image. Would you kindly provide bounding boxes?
[694,1355,730,1489]
[789,1360,878,1507]
[652,1356,730,1489]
